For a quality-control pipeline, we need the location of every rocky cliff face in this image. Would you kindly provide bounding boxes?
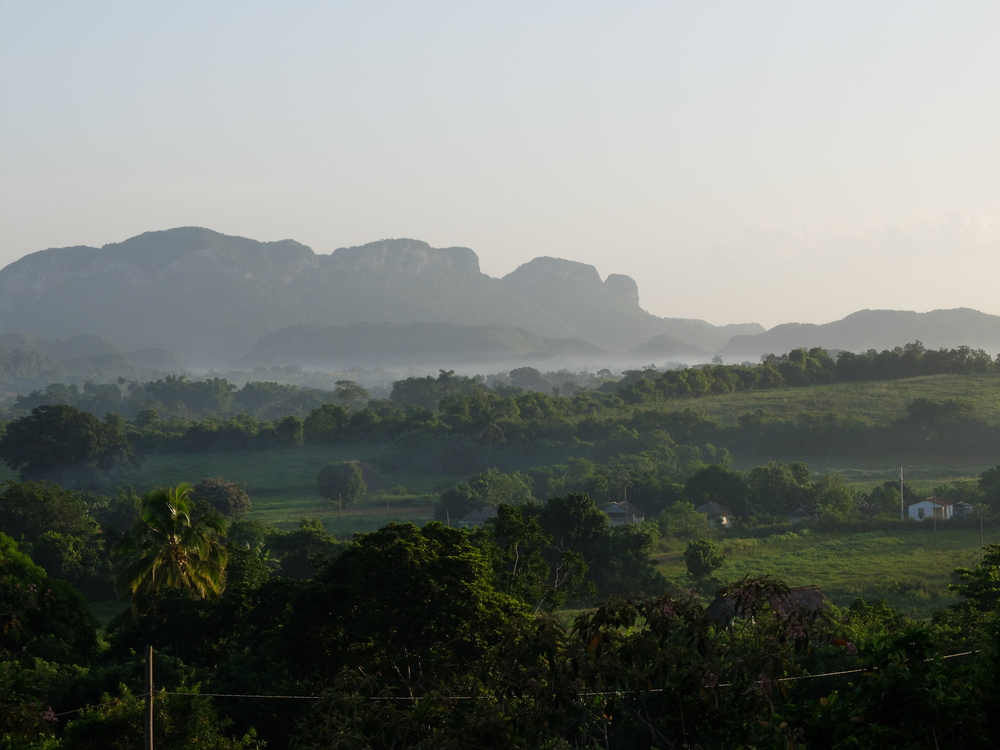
[604,274,640,305]
[327,239,481,276]
[0,227,748,366]
[502,256,605,289]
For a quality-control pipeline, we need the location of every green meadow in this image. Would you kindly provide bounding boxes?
[656,524,1000,619]
[660,373,1000,427]
[125,445,444,533]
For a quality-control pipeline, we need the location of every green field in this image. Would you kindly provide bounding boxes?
[128,444,1000,621]
[657,373,1000,427]
[656,524,1000,620]
[121,445,448,533]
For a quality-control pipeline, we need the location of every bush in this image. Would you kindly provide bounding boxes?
[193,478,252,519]
[317,462,366,506]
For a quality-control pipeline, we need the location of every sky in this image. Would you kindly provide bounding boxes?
[2,1,999,330]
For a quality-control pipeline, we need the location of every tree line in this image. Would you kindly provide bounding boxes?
[617,341,998,403]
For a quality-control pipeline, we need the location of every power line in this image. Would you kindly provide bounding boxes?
[151,649,981,703]
[46,647,983,722]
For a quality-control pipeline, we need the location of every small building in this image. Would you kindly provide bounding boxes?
[458,506,497,528]
[603,501,646,525]
[907,496,953,522]
[953,501,975,518]
[696,501,735,528]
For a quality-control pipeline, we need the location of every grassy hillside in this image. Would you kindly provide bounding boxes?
[656,373,1000,427]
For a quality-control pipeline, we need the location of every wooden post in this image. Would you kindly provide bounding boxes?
[145,644,154,750]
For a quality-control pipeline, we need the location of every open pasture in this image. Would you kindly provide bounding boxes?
[661,373,1000,427]
[125,445,445,533]
[657,525,1000,620]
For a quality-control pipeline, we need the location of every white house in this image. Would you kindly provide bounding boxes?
[907,496,953,522]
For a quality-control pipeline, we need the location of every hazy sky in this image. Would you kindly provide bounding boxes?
[2,1,998,330]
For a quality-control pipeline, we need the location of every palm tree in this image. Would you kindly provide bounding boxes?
[114,483,228,611]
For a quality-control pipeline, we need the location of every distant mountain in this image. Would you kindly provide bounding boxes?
[0,228,756,367]
[239,322,606,370]
[0,332,184,394]
[720,308,1000,361]
[628,333,711,363]
[0,332,179,369]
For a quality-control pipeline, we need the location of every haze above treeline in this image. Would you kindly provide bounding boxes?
[3,227,1000,391]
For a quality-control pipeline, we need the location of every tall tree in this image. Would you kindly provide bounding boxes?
[113,483,228,611]
[0,404,132,481]
[333,380,370,410]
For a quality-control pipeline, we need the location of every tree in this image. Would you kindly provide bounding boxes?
[978,465,1000,511]
[684,465,748,512]
[0,480,96,541]
[303,404,350,445]
[812,476,856,523]
[264,519,343,579]
[659,500,710,539]
[193,477,252,519]
[745,461,811,516]
[0,532,98,659]
[59,686,264,750]
[113,483,228,611]
[435,468,535,523]
[509,366,551,393]
[684,538,724,581]
[0,404,132,482]
[316,462,366,506]
[333,380,370,411]
[480,503,575,611]
[949,544,1000,614]
[271,414,304,447]
[277,522,524,687]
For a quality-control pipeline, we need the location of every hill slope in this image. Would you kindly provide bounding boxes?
[720,308,1000,361]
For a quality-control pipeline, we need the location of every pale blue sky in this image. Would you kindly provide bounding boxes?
[2,1,998,328]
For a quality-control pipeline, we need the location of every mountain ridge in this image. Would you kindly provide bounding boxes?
[0,227,756,366]
[720,307,1000,361]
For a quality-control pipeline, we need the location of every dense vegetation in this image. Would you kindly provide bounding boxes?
[5,343,1000,747]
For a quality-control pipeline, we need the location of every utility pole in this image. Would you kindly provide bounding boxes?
[145,645,154,750]
[899,466,905,522]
